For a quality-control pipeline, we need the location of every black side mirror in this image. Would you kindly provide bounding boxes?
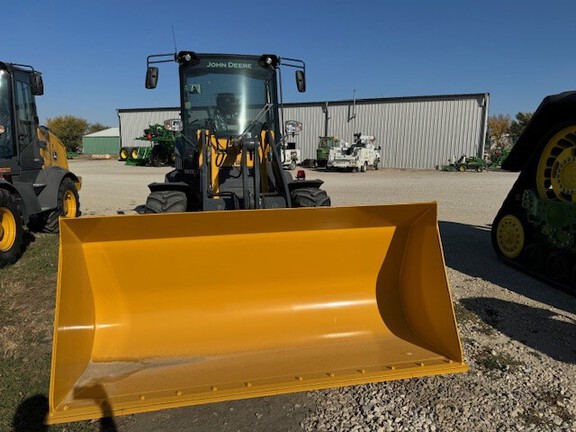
[146,67,159,89]
[296,70,306,93]
[31,73,44,96]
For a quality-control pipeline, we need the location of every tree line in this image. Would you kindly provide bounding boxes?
[45,115,109,153]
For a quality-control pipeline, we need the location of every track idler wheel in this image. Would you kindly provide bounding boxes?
[494,214,525,260]
[545,251,571,283]
[522,243,547,272]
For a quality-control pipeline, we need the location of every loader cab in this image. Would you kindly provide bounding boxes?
[144,51,316,211]
[0,63,44,180]
[177,53,282,143]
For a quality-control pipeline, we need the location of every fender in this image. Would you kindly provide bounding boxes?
[287,178,324,192]
[35,166,81,212]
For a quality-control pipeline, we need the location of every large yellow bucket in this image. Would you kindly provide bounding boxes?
[48,203,467,424]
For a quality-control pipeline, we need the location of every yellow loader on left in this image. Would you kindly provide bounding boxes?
[0,62,81,268]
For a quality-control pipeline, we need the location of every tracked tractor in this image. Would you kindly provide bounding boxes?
[48,51,467,424]
[492,91,576,290]
[0,62,80,268]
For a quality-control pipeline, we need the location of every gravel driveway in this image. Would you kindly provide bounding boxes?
[68,159,576,431]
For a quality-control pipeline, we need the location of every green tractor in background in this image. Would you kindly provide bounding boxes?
[316,136,347,167]
[123,123,176,166]
[442,154,486,172]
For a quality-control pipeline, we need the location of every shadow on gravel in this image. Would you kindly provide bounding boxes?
[439,221,576,315]
[460,297,576,364]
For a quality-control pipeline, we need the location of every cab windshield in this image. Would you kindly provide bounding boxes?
[181,56,277,139]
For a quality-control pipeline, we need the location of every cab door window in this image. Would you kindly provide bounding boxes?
[0,71,14,159]
[14,73,41,169]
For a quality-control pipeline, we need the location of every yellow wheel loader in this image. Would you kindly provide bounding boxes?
[48,51,467,424]
[0,62,80,268]
[492,91,576,290]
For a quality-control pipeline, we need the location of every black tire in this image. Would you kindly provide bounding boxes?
[360,162,368,172]
[38,178,81,233]
[374,160,380,170]
[291,187,331,207]
[145,191,187,213]
[0,189,24,268]
[288,159,297,170]
[476,165,485,172]
[150,146,170,167]
[458,164,466,172]
[130,147,139,159]
[119,147,129,161]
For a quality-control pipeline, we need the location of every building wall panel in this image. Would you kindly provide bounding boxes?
[117,93,488,169]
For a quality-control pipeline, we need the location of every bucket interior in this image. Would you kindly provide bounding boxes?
[49,204,466,423]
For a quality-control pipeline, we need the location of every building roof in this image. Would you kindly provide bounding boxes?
[84,127,119,138]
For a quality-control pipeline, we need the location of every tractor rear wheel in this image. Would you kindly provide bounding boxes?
[0,189,24,268]
[536,125,576,202]
[291,188,331,207]
[119,147,129,161]
[150,146,171,167]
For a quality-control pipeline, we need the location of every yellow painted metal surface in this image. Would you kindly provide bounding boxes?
[48,203,467,424]
[38,127,69,170]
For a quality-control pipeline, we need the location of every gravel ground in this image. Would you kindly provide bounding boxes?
[68,159,576,431]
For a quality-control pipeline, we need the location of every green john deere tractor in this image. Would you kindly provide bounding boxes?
[492,91,576,290]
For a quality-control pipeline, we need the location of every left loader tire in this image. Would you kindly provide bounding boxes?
[0,189,24,268]
[291,187,331,207]
[37,178,81,233]
[145,191,187,213]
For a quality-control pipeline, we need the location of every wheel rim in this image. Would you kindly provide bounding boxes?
[63,190,78,218]
[496,215,525,259]
[0,207,17,252]
[537,125,576,202]
[120,149,128,159]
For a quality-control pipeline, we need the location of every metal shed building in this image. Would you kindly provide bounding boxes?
[117,93,489,169]
[283,93,489,169]
[82,127,120,155]
[117,107,180,150]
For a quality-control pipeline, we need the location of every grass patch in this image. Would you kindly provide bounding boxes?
[454,303,495,336]
[476,347,524,372]
[0,234,99,431]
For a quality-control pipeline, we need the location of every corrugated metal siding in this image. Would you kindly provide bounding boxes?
[82,137,121,155]
[282,94,488,169]
[117,108,180,149]
[117,94,488,169]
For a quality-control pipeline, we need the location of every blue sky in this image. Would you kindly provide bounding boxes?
[5,0,576,126]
